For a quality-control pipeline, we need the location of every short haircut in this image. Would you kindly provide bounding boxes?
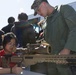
[18,13,28,21]
[8,17,15,24]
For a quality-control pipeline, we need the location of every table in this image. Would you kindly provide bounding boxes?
[2,70,46,75]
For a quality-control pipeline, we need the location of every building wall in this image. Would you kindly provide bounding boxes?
[68,1,76,11]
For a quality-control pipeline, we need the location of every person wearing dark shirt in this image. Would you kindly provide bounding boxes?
[11,13,36,47]
[1,17,15,33]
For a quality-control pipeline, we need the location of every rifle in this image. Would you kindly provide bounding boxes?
[10,54,76,67]
[0,43,50,68]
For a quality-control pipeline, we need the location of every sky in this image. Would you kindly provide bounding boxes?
[0,0,76,30]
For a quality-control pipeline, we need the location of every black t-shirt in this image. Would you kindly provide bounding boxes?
[2,24,14,33]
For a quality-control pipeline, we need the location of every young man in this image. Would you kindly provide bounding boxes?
[11,13,36,47]
[1,17,15,34]
[31,0,76,75]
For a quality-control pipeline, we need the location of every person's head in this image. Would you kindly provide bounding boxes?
[2,32,17,54]
[8,17,15,24]
[18,13,28,21]
[31,0,54,17]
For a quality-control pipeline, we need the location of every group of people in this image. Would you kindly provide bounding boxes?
[0,0,76,75]
[0,5,44,74]
[0,12,37,74]
[0,13,37,48]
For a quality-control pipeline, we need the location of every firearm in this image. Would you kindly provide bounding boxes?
[0,43,50,68]
[10,54,76,67]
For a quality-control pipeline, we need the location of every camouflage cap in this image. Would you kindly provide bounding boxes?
[31,0,48,16]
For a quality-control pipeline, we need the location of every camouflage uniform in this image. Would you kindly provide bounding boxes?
[31,0,76,75]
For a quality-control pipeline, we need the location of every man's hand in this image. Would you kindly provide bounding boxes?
[59,48,70,55]
[56,48,70,64]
